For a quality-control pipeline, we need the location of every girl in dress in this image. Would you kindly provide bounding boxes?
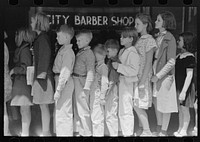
[151,11,178,136]
[10,27,35,136]
[134,13,157,136]
[30,12,54,136]
[174,32,196,137]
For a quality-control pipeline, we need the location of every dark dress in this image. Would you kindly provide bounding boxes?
[11,42,33,106]
[175,52,196,107]
[31,32,54,104]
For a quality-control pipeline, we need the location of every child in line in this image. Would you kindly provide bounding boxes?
[151,11,178,136]
[174,32,196,137]
[90,44,109,136]
[105,39,121,136]
[134,13,157,136]
[4,31,12,136]
[31,12,54,136]
[10,27,35,136]
[112,28,140,136]
[73,30,95,136]
[53,24,75,136]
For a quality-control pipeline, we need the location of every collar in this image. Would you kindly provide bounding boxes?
[96,59,104,67]
[179,52,194,59]
[140,34,151,39]
[78,46,91,53]
[162,31,173,41]
[59,44,73,52]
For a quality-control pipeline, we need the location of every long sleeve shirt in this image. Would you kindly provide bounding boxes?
[95,60,109,99]
[53,44,75,92]
[117,46,140,82]
[73,46,95,90]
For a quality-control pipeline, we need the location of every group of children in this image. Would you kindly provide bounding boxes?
[4,11,197,137]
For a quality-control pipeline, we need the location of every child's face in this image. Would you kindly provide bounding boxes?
[135,18,147,34]
[76,35,90,49]
[177,36,184,49]
[31,17,36,31]
[56,32,70,45]
[94,52,105,61]
[155,15,164,30]
[107,48,118,59]
[120,35,132,46]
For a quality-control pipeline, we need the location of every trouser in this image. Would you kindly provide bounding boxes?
[54,76,74,136]
[73,76,92,136]
[105,84,119,136]
[118,77,134,136]
[90,83,104,136]
[73,90,80,133]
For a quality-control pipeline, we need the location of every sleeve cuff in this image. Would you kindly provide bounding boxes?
[37,72,47,79]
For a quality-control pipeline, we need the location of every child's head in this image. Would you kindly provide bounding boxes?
[105,39,120,59]
[15,27,36,47]
[31,12,50,32]
[178,31,194,52]
[120,27,138,47]
[93,43,107,61]
[155,11,176,31]
[135,13,153,34]
[56,24,74,45]
[76,29,93,49]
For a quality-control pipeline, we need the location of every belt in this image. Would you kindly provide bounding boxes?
[54,73,60,76]
[72,73,86,77]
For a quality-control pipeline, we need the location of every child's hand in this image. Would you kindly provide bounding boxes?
[100,98,106,105]
[83,89,90,98]
[112,62,119,69]
[151,75,159,83]
[179,91,186,101]
[9,69,14,76]
[54,90,61,101]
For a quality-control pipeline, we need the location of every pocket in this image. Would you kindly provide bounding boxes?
[162,75,174,90]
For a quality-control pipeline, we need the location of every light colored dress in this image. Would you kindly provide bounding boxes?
[134,34,157,109]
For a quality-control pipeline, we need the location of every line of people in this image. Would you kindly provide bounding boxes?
[4,11,197,137]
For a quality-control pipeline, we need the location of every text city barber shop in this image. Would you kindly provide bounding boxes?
[46,14,135,27]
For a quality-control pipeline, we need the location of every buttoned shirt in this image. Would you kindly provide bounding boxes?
[73,46,95,90]
[53,44,75,91]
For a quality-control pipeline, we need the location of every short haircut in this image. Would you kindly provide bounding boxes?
[33,12,50,32]
[104,39,120,51]
[121,27,138,46]
[135,13,153,33]
[15,27,36,47]
[76,29,93,42]
[93,43,107,56]
[159,11,176,31]
[179,31,195,53]
[57,24,74,38]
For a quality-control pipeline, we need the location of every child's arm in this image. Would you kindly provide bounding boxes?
[83,50,95,90]
[139,48,154,87]
[179,56,195,100]
[56,52,74,94]
[100,64,109,100]
[117,51,140,77]
[155,37,176,79]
